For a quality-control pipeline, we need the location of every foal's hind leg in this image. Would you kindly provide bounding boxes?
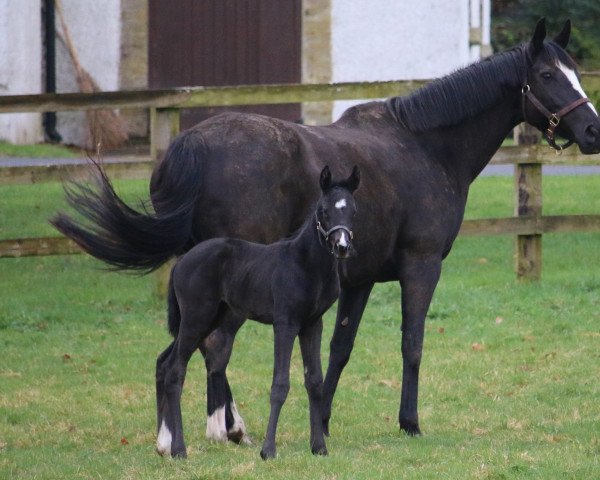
[156,341,175,456]
[156,302,219,457]
[299,318,327,456]
[200,311,250,444]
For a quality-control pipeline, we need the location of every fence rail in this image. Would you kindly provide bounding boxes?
[2,76,600,280]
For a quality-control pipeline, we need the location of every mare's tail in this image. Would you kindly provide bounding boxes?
[50,130,207,273]
[167,270,181,337]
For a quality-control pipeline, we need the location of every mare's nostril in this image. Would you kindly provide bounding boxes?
[585,124,600,139]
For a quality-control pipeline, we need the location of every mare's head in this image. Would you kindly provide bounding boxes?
[523,18,600,153]
[315,165,360,259]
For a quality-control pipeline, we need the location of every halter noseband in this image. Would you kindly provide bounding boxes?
[521,84,591,153]
[315,214,353,246]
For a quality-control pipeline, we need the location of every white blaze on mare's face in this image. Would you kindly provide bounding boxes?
[206,405,227,442]
[156,420,172,456]
[335,198,347,210]
[557,61,598,116]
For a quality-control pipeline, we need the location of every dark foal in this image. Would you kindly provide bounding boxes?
[155,166,360,459]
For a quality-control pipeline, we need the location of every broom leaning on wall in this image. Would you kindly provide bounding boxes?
[55,0,129,150]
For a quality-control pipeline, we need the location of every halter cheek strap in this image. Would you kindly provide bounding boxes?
[521,84,591,153]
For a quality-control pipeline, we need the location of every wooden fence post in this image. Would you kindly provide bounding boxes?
[150,107,180,161]
[150,107,180,296]
[514,123,542,281]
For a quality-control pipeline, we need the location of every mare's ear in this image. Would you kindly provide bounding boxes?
[320,165,332,191]
[530,17,546,57]
[553,19,571,49]
[347,165,361,192]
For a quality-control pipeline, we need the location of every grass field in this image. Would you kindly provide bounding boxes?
[1,175,599,479]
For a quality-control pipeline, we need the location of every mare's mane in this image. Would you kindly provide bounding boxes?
[386,42,575,133]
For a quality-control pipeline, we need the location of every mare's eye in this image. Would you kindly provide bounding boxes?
[541,72,552,80]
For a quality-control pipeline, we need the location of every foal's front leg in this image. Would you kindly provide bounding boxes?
[299,318,327,456]
[260,323,299,460]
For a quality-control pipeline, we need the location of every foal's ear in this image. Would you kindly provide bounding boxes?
[346,165,361,192]
[530,17,546,57]
[553,19,571,49]
[320,165,332,191]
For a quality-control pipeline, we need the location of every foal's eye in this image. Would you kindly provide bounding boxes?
[541,72,552,80]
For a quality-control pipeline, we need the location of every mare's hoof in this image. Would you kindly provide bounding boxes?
[260,448,276,460]
[400,419,422,437]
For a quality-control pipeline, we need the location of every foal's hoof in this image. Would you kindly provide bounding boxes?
[311,445,328,456]
[171,447,187,459]
[228,429,253,446]
[400,419,422,437]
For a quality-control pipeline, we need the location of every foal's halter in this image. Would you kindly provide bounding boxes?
[521,84,591,153]
[315,214,354,250]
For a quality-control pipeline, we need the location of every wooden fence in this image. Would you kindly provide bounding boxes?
[2,75,600,280]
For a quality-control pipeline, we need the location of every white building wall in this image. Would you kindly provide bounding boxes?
[56,0,121,147]
[330,0,472,120]
[0,0,43,144]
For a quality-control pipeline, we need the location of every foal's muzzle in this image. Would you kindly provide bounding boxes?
[316,219,355,259]
[329,228,355,259]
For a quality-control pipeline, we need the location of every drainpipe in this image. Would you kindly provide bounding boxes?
[43,0,62,142]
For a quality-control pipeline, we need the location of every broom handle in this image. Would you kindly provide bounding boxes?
[54,0,85,78]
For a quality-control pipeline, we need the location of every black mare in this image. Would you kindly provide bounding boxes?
[53,19,600,444]
[156,166,360,459]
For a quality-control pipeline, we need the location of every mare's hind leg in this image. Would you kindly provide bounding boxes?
[299,317,327,456]
[322,283,374,436]
[156,302,219,458]
[200,310,251,444]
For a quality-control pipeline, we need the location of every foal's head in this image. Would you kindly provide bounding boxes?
[315,165,360,259]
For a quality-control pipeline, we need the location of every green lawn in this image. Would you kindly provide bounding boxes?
[1,175,599,479]
[0,141,77,158]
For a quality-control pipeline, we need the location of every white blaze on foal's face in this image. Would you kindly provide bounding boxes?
[337,230,349,248]
[557,61,598,116]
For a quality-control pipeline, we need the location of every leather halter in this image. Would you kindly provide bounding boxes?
[521,84,591,152]
[315,214,353,249]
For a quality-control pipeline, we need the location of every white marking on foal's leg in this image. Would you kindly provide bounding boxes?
[228,400,252,445]
[557,61,598,116]
[206,405,228,442]
[335,198,347,209]
[156,420,172,456]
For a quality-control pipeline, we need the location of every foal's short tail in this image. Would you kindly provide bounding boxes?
[50,130,207,273]
[167,270,181,337]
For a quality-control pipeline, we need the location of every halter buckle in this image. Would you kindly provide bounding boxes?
[549,114,560,128]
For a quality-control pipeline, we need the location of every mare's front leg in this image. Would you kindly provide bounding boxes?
[200,312,251,444]
[260,322,300,460]
[299,317,327,456]
[397,251,442,436]
[322,283,374,436]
